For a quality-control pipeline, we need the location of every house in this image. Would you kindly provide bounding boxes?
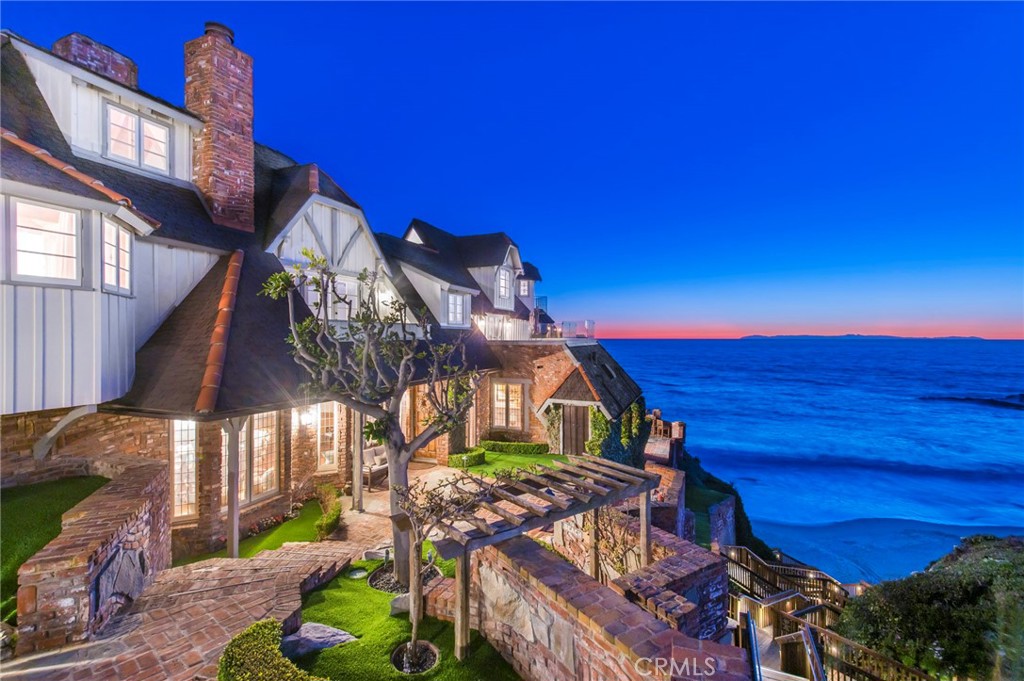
[0,23,645,576]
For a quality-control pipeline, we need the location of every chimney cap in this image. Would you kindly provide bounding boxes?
[204,22,234,44]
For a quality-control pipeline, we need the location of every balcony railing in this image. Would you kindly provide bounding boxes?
[535,319,595,339]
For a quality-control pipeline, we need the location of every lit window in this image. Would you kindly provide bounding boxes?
[497,269,511,299]
[447,292,465,325]
[218,413,279,509]
[13,201,79,282]
[251,412,278,497]
[220,420,249,507]
[492,382,524,430]
[172,420,197,517]
[102,219,132,293]
[105,102,170,173]
[519,280,529,296]
[318,402,337,469]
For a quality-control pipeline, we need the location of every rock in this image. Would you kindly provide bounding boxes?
[280,623,355,659]
[390,593,409,616]
[0,622,16,662]
[479,562,535,643]
[363,547,391,561]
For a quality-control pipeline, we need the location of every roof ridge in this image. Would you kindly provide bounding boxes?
[195,250,245,414]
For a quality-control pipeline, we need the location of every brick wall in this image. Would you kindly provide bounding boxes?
[553,506,729,642]
[51,33,138,87]
[475,342,577,447]
[16,456,170,655]
[708,497,736,547]
[424,537,749,681]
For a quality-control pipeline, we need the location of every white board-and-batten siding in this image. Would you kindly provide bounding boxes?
[275,201,379,277]
[133,241,219,348]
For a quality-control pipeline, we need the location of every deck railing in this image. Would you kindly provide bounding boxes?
[724,545,849,609]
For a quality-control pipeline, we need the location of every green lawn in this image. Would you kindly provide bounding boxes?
[1,476,109,623]
[459,451,567,478]
[684,485,730,547]
[296,558,519,681]
[175,499,323,566]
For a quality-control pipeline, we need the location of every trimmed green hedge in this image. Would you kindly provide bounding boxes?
[480,440,549,456]
[448,448,486,469]
[218,619,327,681]
[315,496,343,541]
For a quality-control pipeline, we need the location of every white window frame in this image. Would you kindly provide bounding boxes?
[496,268,512,301]
[9,198,82,286]
[103,101,172,175]
[446,291,466,326]
[492,380,527,431]
[219,412,281,510]
[101,218,132,295]
[518,279,530,297]
[171,420,198,519]
[317,402,339,471]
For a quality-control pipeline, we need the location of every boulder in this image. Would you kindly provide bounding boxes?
[390,593,410,616]
[280,622,355,659]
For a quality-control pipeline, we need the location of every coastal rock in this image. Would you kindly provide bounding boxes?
[280,623,354,659]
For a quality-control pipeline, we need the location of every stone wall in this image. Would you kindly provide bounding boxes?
[16,455,170,655]
[708,496,736,547]
[425,537,749,681]
[552,506,729,642]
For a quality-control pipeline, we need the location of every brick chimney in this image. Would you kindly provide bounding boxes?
[184,22,255,232]
[52,33,138,88]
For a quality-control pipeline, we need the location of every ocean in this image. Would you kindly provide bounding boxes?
[603,338,1024,582]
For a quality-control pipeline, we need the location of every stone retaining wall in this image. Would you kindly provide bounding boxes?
[425,537,749,681]
[552,506,729,642]
[708,496,736,547]
[16,456,170,655]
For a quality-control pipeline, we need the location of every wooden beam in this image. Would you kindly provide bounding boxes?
[492,486,549,517]
[640,489,651,568]
[504,478,572,510]
[552,460,629,490]
[522,472,593,503]
[533,465,611,495]
[570,453,660,480]
[479,500,526,526]
[571,459,647,485]
[588,509,600,580]
[454,550,471,661]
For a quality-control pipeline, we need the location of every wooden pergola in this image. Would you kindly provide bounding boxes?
[425,454,661,660]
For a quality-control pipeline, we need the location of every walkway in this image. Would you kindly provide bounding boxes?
[1,497,397,680]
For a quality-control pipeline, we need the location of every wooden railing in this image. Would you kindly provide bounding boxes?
[740,610,764,681]
[724,545,849,609]
[724,545,802,600]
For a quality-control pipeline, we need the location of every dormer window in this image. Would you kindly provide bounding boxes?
[105,102,170,174]
[446,292,466,325]
[497,268,511,300]
[518,279,529,296]
[102,218,132,294]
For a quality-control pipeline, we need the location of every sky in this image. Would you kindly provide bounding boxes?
[3,2,1022,339]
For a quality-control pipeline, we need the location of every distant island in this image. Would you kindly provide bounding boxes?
[740,334,986,340]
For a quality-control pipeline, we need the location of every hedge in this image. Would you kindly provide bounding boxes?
[314,482,343,541]
[480,440,549,456]
[218,619,328,681]
[448,448,486,468]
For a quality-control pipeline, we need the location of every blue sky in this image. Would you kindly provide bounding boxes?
[4,2,1022,337]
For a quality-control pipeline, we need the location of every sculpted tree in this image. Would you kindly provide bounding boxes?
[263,250,480,585]
[393,473,496,670]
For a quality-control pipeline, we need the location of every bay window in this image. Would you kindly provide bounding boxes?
[105,102,170,173]
[492,381,524,430]
[12,200,79,283]
[318,402,338,470]
[172,420,197,518]
[102,218,132,294]
[497,268,511,300]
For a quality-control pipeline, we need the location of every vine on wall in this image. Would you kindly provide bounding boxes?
[543,404,562,453]
[584,397,651,466]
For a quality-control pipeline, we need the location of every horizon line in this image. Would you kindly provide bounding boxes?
[596,334,1024,341]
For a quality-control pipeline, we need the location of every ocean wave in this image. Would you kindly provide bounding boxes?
[690,446,1024,483]
[919,394,1024,411]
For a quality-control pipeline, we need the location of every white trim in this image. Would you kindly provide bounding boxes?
[1,179,155,237]
[6,33,203,127]
[8,197,83,287]
[102,100,173,176]
[402,261,480,295]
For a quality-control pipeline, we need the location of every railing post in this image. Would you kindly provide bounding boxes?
[639,489,651,568]
[455,550,471,661]
[588,510,599,580]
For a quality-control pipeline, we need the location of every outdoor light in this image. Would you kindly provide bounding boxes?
[299,407,317,427]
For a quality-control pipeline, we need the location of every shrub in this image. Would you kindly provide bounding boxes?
[218,619,328,681]
[448,448,486,468]
[313,482,343,541]
[480,440,549,456]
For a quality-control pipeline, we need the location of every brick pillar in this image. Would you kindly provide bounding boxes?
[195,421,224,552]
[184,22,255,231]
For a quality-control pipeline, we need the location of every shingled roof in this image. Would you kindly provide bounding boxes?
[539,342,643,420]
